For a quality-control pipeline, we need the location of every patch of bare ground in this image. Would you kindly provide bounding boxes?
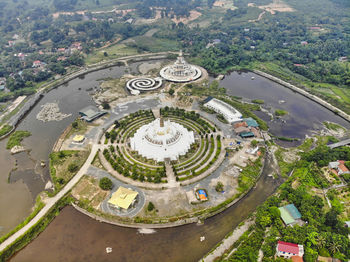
[94,77,128,104]
[257,0,295,14]
[213,0,236,10]
[172,10,202,24]
[318,124,347,139]
[134,10,162,25]
[72,175,108,209]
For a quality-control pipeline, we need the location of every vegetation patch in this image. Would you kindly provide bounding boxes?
[323,121,345,131]
[72,176,108,209]
[274,109,288,116]
[0,124,13,137]
[49,150,89,192]
[6,131,31,149]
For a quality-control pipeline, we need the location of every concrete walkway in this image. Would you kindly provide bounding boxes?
[0,144,99,253]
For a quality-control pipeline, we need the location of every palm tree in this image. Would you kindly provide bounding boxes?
[328,240,341,255]
[316,234,326,249]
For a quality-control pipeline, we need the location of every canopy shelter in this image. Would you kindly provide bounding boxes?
[108,187,138,210]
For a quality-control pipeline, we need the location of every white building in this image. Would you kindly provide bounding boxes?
[130,118,195,162]
[160,50,202,82]
[203,98,242,124]
[276,241,304,259]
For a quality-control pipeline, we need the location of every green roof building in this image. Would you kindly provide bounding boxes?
[79,105,106,122]
[279,204,302,226]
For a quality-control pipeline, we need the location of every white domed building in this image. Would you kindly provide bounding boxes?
[130,118,195,162]
[160,51,202,82]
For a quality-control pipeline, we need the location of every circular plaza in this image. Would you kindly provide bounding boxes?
[100,107,224,186]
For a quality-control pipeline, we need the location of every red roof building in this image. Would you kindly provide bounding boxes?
[276,241,304,259]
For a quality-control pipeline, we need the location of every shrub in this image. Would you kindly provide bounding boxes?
[67,163,79,173]
[147,202,155,211]
[99,177,113,190]
[215,181,224,192]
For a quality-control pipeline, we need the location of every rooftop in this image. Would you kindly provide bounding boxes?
[204,98,242,123]
[279,204,301,225]
[79,105,106,122]
[277,241,300,254]
[108,187,138,210]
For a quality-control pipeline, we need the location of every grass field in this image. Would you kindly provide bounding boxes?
[127,36,179,53]
[85,43,139,65]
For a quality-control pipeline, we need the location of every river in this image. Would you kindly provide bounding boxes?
[1,63,349,261]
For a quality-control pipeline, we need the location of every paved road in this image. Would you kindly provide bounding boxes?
[0,143,99,253]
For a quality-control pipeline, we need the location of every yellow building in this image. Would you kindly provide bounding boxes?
[72,135,85,143]
[108,187,138,210]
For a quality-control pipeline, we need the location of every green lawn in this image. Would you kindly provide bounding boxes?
[85,43,139,65]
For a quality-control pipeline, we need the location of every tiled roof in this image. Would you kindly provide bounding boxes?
[277,241,299,254]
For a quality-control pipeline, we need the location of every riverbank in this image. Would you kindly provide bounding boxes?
[200,218,255,262]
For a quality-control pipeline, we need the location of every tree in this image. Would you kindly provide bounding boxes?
[102,101,110,110]
[147,201,155,211]
[169,88,175,96]
[215,181,224,192]
[99,177,113,190]
[72,121,78,129]
[251,140,258,147]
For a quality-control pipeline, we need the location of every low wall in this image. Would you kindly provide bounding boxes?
[253,70,350,123]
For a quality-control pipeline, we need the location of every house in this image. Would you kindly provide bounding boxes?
[57,48,66,53]
[300,41,308,45]
[244,118,259,128]
[32,60,45,68]
[234,122,248,129]
[338,56,348,62]
[234,126,250,135]
[244,28,250,32]
[276,241,304,259]
[79,105,106,122]
[57,56,67,61]
[108,187,138,210]
[328,160,350,175]
[8,40,15,47]
[279,204,302,226]
[344,221,350,228]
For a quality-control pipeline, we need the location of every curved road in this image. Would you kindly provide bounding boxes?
[0,144,99,253]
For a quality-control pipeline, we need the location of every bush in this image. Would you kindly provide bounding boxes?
[67,163,79,173]
[99,177,113,190]
[102,101,110,110]
[72,121,78,129]
[147,202,155,211]
[215,181,224,192]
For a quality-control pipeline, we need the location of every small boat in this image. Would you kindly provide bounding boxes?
[251,76,255,80]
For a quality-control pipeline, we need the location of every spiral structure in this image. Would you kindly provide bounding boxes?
[126,77,163,94]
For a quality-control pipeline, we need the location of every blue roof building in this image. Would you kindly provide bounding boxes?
[243,117,259,127]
